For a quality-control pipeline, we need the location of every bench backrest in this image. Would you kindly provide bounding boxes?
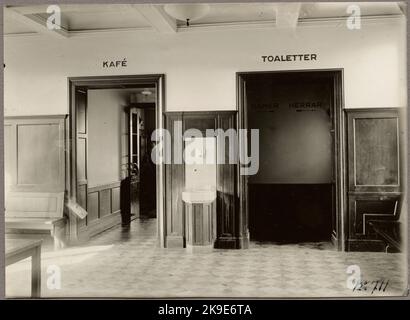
[397,197,406,223]
[5,192,64,219]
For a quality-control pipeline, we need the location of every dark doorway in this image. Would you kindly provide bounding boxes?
[126,91,157,219]
[243,71,337,243]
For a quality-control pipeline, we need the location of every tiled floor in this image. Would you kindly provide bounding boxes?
[5,218,408,298]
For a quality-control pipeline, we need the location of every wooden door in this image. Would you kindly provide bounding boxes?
[76,89,88,228]
[236,76,250,248]
[129,107,141,217]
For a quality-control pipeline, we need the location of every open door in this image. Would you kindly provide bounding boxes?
[69,74,165,246]
[75,89,88,229]
[128,107,141,219]
[129,106,157,218]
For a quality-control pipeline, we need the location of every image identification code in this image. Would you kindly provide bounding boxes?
[158,304,252,317]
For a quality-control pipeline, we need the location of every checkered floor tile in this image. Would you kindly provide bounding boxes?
[5,219,408,298]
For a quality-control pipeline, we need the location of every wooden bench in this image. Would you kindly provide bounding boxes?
[368,220,401,253]
[5,192,66,249]
[366,199,402,253]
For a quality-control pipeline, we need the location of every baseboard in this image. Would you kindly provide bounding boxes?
[71,212,122,245]
[347,239,386,252]
[5,229,49,234]
[214,235,249,249]
[165,235,184,248]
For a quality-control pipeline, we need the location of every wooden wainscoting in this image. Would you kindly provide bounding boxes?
[164,111,240,248]
[4,115,66,192]
[214,113,243,249]
[164,112,185,247]
[77,181,122,240]
[346,108,403,251]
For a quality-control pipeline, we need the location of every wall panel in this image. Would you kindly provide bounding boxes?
[4,115,66,193]
[346,108,403,251]
[87,192,99,222]
[86,182,121,227]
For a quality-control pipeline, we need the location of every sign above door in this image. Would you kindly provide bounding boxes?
[261,54,318,62]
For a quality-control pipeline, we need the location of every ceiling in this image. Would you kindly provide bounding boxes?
[3,2,405,37]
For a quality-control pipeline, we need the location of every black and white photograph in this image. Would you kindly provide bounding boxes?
[1,1,408,299]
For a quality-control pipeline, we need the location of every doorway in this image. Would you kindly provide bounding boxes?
[127,88,157,219]
[68,75,165,246]
[237,70,345,247]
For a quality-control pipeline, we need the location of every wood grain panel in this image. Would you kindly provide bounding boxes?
[76,92,87,134]
[346,108,403,251]
[4,124,15,186]
[77,184,88,228]
[111,187,121,213]
[348,109,401,193]
[87,192,99,222]
[85,182,121,224]
[184,202,215,246]
[77,184,87,211]
[17,124,60,186]
[99,189,111,218]
[354,118,399,186]
[164,113,185,247]
[165,111,238,248]
[5,116,66,192]
[77,138,87,183]
[5,192,64,218]
[215,113,238,248]
[183,114,216,134]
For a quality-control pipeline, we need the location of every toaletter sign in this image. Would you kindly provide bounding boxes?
[261,54,317,62]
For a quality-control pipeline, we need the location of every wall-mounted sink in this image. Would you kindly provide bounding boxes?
[182,190,216,204]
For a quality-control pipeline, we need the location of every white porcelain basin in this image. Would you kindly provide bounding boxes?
[182,190,216,204]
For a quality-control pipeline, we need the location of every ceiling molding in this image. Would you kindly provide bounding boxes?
[133,4,177,34]
[67,26,154,37]
[177,14,405,33]
[5,7,69,38]
[4,14,405,38]
[8,4,133,15]
[276,3,301,28]
[4,26,155,38]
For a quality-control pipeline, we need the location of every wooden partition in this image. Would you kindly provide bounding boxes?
[73,89,122,238]
[80,182,121,237]
[164,111,239,248]
[346,108,403,251]
[4,115,66,193]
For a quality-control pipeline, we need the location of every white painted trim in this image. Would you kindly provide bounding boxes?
[5,7,69,38]
[4,14,405,38]
[178,14,405,32]
[134,4,177,34]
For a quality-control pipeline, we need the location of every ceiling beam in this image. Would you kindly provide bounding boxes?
[10,4,133,15]
[5,5,50,15]
[133,4,177,34]
[397,2,407,16]
[276,3,301,28]
[5,7,69,38]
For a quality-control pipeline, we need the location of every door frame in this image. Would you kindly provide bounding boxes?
[67,74,166,247]
[236,69,346,250]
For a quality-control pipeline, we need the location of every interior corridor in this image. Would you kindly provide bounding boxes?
[5,219,407,298]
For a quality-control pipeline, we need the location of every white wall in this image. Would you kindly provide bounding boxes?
[4,18,407,116]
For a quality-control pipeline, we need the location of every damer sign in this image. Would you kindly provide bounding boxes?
[261,54,318,62]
